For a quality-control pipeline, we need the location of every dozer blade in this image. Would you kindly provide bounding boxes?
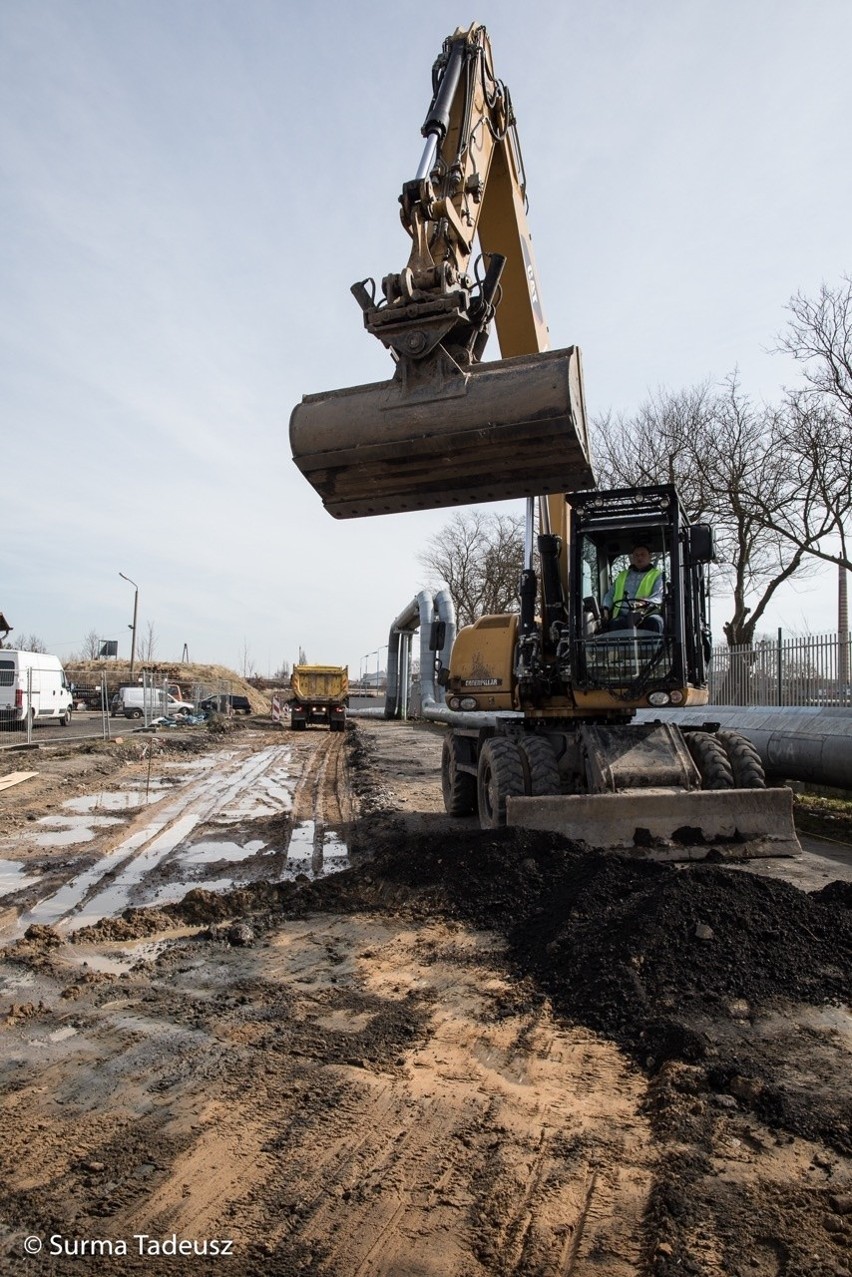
[289,346,594,519]
[505,787,801,861]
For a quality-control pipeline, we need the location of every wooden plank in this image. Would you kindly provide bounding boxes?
[0,770,40,792]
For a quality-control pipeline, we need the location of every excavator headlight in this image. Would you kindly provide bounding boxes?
[648,691,670,707]
[459,696,478,710]
[669,690,684,705]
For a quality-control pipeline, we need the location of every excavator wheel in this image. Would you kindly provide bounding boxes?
[716,729,766,789]
[686,732,734,790]
[517,735,561,797]
[477,738,525,829]
[442,734,477,817]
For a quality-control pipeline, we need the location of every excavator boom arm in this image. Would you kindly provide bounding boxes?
[290,24,593,520]
[379,24,549,363]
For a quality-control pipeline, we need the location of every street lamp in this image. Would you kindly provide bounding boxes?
[119,572,139,678]
[376,644,387,690]
[362,652,371,692]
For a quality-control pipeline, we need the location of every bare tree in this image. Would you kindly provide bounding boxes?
[81,630,101,660]
[241,638,256,679]
[14,632,48,653]
[418,510,524,630]
[139,621,158,663]
[780,275,852,415]
[298,647,307,666]
[751,278,852,574]
[593,377,814,646]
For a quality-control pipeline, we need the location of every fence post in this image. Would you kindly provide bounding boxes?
[776,627,783,707]
[102,672,110,740]
[26,666,33,742]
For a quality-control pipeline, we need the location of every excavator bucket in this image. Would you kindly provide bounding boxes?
[505,787,801,861]
[289,346,594,519]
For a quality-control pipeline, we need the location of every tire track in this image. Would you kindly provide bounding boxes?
[19,745,292,932]
[287,730,351,871]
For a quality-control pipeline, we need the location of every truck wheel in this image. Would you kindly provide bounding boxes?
[129,708,143,720]
[442,734,476,817]
[476,738,525,829]
[686,732,734,790]
[716,730,766,789]
[517,735,560,796]
[59,709,72,727]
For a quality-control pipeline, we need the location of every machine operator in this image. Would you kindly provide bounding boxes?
[601,540,664,633]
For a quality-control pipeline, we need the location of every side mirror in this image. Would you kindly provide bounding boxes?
[583,596,601,622]
[429,620,446,652]
[688,523,714,563]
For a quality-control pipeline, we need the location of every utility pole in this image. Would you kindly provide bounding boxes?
[119,573,139,679]
[840,563,849,692]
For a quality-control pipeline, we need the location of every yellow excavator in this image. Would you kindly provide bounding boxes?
[290,23,799,860]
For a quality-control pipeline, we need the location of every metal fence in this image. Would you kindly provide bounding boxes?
[0,672,257,748]
[709,631,852,707]
[63,674,244,735]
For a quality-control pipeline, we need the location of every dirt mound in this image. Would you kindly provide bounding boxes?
[95,818,852,1158]
[290,827,852,1155]
[63,659,271,714]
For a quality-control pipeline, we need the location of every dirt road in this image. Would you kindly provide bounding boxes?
[1,719,852,1276]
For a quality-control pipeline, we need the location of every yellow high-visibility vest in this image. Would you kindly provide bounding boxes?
[612,567,661,611]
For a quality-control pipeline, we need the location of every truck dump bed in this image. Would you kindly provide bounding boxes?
[290,666,349,703]
[289,666,349,732]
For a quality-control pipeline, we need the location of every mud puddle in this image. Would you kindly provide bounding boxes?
[62,782,176,812]
[1,738,351,941]
[0,860,42,894]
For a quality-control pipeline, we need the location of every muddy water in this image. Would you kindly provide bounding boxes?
[0,858,42,894]
[2,741,350,939]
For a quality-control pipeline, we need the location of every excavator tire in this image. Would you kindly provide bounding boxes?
[442,734,477,817]
[716,729,766,789]
[686,732,734,790]
[517,735,561,797]
[477,738,525,829]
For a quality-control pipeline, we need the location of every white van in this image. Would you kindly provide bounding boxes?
[111,687,195,720]
[0,650,74,729]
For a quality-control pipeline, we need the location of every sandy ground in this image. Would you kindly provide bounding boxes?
[1,718,851,1276]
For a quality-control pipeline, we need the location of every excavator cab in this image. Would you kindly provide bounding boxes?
[569,485,713,709]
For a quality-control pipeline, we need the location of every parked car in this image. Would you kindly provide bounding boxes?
[199,693,252,716]
[110,687,195,720]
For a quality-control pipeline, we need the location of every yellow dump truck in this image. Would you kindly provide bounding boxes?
[289,665,349,732]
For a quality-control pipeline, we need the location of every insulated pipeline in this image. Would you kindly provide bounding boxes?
[636,706,852,790]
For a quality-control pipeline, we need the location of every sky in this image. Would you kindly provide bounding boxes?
[2,0,850,676]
